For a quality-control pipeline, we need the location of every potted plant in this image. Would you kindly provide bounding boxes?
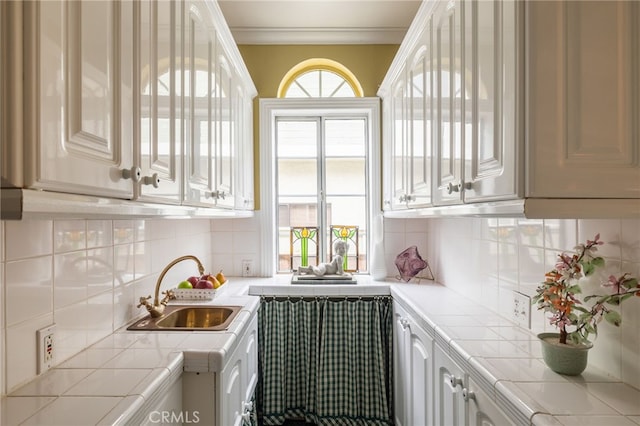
[532,234,639,375]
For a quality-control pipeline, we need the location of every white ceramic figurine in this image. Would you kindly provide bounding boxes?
[299,240,350,277]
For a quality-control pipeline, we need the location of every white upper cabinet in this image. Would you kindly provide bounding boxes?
[463,0,518,203]
[432,0,465,206]
[136,0,183,203]
[2,0,256,218]
[215,48,235,208]
[383,13,435,211]
[183,0,255,210]
[526,0,640,199]
[380,0,640,218]
[24,0,137,198]
[235,83,255,210]
[184,0,218,207]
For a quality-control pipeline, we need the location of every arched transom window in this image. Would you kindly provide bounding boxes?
[277,58,364,98]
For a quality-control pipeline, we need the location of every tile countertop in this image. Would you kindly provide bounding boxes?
[389,281,640,426]
[3,275,640,425]
[0,281,260,426]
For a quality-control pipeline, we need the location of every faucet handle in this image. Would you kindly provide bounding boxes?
[161,289,176,305]
[137,295,152,309]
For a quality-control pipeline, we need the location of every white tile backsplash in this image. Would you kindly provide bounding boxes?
[0,218,216,395]
[5,256,53,326]
[5,220,52,260]
[385,217,640,390]
[2,215,639,398]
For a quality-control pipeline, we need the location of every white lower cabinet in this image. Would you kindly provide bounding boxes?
[466,377,515,426]
[395,301,515,426]
[182,314,258,426]
[394,302,434,426]
[433,344,467,426]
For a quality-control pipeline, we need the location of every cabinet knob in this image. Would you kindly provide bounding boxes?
[448,375,463,388]
[244,401,254,411]
[121,166,141,183]
[207,190,226,200]
[446,182,461,194]
[142,173,160,188]
[462,388,475,401]
[399,318,410,330]
[241,411,251,422]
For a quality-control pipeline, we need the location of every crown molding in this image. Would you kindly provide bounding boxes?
[229,27,408,44]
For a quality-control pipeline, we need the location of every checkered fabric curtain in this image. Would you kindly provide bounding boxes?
[257,296,394,426]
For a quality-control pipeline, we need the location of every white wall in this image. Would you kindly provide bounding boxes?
[384,217,640,390]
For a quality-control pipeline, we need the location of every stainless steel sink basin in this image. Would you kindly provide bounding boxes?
[127,305,242,331]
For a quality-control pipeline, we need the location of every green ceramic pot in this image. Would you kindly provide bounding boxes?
[538,333,593,376]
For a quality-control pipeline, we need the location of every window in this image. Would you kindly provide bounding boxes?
[277,58,364,98]
[259,61,381,276]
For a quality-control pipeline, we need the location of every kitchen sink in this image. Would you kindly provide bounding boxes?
[127,305,242,331]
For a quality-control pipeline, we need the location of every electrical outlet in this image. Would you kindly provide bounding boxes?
[512,291,531,328]
[36,324,56,374]
[242,259,254,277]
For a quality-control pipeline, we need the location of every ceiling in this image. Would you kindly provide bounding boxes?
[217,0,423,44]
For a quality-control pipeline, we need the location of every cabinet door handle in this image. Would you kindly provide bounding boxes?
[142,173,160,188]
[121,166,141,183]
[448,375,463,388]
[205,190,227,200]
[399,318,410,330]
[462,388,475,401]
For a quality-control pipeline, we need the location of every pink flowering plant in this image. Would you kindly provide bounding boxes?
[532,234,639,346]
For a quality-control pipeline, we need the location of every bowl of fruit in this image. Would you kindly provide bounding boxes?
[174,269,228,300]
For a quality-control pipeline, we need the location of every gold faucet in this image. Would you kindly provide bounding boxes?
[137,255,205,318]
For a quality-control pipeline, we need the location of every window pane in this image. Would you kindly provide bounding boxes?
[325,119,365,157]
[331,83,356,97]
[325,158,365,195]
[285,82,308,98]
[326,195,367,272]
[277,120,317,157]
[277,158,317,195]
[296,71,320,97]
[320,71,343,97]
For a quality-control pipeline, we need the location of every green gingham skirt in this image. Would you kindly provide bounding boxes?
[257,296,394,426]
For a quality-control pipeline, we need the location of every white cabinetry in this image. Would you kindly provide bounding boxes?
[381,0,640,218]
[526,0,640,199]
[183,313,258,426]
[184,0,218,207]
[2,0,257,219]
[433,344,467,426]
[383,14,435,211]
[23,0,137,198]
[137,0,183,203]
[394,299,515,426]
[393,302,434,426]
[466,377,515,426]
[183,0,254,210]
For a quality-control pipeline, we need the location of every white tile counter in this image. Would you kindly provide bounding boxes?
[0,282,259,426]
[3,276,639,425]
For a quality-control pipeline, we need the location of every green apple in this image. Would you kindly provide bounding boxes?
[177,280,193,289]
